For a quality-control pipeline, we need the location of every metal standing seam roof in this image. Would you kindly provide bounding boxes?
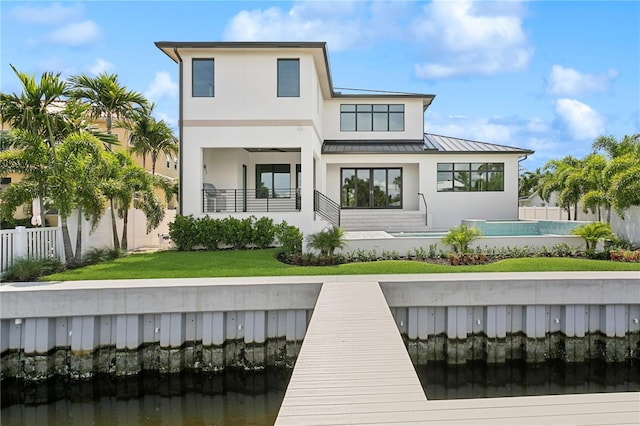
[322,133,534,155]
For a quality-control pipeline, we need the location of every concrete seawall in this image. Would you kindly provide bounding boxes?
[1,273,639,380]
[381,273,640,364]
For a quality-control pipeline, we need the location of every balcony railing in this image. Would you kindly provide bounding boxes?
[203,188,301,213]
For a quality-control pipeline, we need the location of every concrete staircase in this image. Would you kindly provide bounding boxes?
[339,210,428,232]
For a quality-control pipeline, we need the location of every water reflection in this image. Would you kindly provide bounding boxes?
[418,360,640,400]
[2,368,291,426]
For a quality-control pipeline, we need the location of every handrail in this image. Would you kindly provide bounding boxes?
[314,190,341,227]
[202,188,301,213]
[418,192,428,226]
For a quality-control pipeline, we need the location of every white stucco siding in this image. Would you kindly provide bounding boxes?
[322,98,425,140]
[180,49,319,121]
[422,154,521,230]
[323,155,421,210]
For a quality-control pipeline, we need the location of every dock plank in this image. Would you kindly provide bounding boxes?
[276,280,640,425]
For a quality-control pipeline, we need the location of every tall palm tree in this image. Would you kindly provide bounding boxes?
[123,105,178,175]
[0,65,70,149]
[1,66,70,225]
[49,132,107,263]
[101,149,164,250]
[580,154,611,222]
[68,72,147,139]
[538,156,584,220]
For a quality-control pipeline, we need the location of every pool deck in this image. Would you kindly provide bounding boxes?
[276,278,640,425]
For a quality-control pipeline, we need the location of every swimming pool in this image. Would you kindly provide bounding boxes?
[389,219,589,238]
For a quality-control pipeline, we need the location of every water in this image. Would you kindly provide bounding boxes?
[1,368,291,426]
[390,219,586,237]
[3,362,638,424]
[417,360,640,400]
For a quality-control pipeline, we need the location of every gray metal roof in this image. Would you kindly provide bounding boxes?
[423,133,534,154]
[322,140,426,154]
[322,134,534,155]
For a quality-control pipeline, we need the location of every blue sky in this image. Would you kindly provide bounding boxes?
[1,1,638,171]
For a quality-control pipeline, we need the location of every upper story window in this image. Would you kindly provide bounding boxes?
[278,59,300,97]
[437,163,504,192]
[193,58,214,97]
[340,104,404,132]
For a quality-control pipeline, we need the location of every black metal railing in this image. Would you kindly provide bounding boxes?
[418,192,428,226]
[314,190,341,227]
[203,188,301,213]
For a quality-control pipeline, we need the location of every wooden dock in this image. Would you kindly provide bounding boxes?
[276,280,640,425]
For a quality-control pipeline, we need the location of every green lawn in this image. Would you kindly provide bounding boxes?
[43,248,640,281]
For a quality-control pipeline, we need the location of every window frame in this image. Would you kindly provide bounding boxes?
[340,167,403,209]
[192,58,215,97]
[277,58,300,98]
[340,104,404,132]
[437,162,504,192]
[256,164,292,198]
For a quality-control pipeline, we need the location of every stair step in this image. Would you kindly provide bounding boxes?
[339,211,427,232]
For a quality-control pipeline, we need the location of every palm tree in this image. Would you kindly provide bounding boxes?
[519,168,542,199]
[1,66,70,225]
[538,156,584,220]
[68,72,147,138]
[101,149,165,250]
[49,132,107,264]
[122,105,178,175]
[580,154,611,222]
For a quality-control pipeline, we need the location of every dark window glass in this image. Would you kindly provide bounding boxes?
[437,163,504,192]
[339,104,404,132]
[192,59,214,97]
[256,164,291,198]
[341,168,402,208]
[278,59,300,97]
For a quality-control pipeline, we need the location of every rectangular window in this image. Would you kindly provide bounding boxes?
[437,163,504,192]
[340,167,402,209]
[340,104,404,132]
[256,164,291,198]
[192,59,214,97]
[278,59,300,97]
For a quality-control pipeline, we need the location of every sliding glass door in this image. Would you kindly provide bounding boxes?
[341,168,402,209]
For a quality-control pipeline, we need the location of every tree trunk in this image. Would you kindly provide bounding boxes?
[39,197,46,229]
[110,199,120,250]
[74,208,83,264]
[573,203,578,221]
[60,216,74,264]
[121,209,129,251]
[606,208,611,224]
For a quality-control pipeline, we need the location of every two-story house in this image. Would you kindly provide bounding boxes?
[155,41,533,236]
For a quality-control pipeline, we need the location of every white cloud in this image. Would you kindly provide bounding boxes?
[412,1,533,79]
[222,2,372,51]
[546,65,618,97]
[48,20,100,46]
[8,3,83,25]
[145,72,178,102]
[555,98,604,140]
[155,111,178,129]
[89,58,114,75]
[425,112,513,144]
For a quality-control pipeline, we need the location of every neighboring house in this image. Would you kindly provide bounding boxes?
[155,41,533,235]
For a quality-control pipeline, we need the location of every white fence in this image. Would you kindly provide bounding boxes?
[519,206,640,245]
[1,208,176,274]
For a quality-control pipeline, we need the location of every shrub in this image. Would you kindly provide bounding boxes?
[3,257,64,282]
[221,216,254,249]
[441,225,483,254]
[253,216,276,249]
[306,226,345,258]
[197,216,222,250]
[276,221,303,259]
[169,215,199,251]
[83,247,123,265]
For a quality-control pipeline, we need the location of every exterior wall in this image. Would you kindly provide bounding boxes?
[323,98,425,140]
[180,49,320,122]
[324,157,420,210]
[323,152,521,229]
